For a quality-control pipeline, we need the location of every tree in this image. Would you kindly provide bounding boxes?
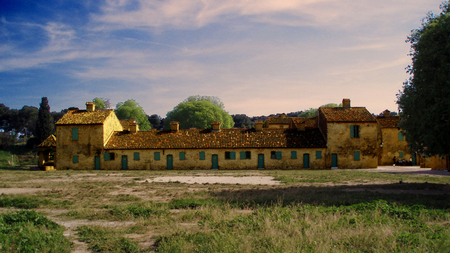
[232,114,253,128]
[93,97,111,109]
[183,95,225,110]
[397,2,450,160]
[35,97,54,144]
[164,100,234,130]
[115,99,151,130]
[148,114,162,130]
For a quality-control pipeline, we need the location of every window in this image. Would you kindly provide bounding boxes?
[240,151,251,159]
[134,152,140,161]
[316,151,322,159]
[73,155,78,163]
[271,151,282,159]
[399,151,404,158]
[398,132,404,141]
[354,151,360,161]
[225,151,236,160]
[104,153,115,161]
[180,152,186,160]
[350,125,360,138]
[199,151,205,160]
[291,151,297,159]
[72,128,78,141]
[154,152,160,161]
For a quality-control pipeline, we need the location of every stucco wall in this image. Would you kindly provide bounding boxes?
[103,114,123,144]
[99,148,327,170]
[379,127,412,165]
[325,122,378,169]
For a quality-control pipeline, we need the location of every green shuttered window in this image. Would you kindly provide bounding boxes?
[72,128,78,141]
[399,151,404,158]
[73,155,78,163]
[354,151,360,161]
[180,152,186,160]
[316,151,322,159]
[104,153,109,161]
[291,151,297,159]
[276,151,282,160]
[154,152,160,161]
[134,152,139,160]
[199,151,205,160]
[398,132,404,141]
[350,125,359,138]
[225,151,236,160]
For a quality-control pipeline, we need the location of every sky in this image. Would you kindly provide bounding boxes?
[0,0,444,117]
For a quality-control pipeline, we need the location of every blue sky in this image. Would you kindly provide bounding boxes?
[0,0,443,117]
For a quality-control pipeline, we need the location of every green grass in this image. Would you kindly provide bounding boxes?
[0,210,72,252]
[77,225,144,253]
[0,195,50,209]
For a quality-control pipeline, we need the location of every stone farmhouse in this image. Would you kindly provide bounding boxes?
[38,99,424,171]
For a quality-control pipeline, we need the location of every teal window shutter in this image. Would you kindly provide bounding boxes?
[399,151,404,158]
[354,151,360,161]
[230,151,236,160]
[134,152,139,160]
[104,153,110,161]
[240,151,245,159]
[276,151,282,160]
[398,132,404,141]
[73,155,78,163]
[154,152,160,161]
[72,128,78,141]
[316,151,322,159]
[350,125,354,138]
[291,151,297,159]
[180,152,185,160]
[199,151,205,160]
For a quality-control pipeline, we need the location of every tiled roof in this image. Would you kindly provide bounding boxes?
[291,117,317,129]
[319,107,376,123]
[120,120,136,129]
[377,116,399,128]
[38,135,56,148]
[105,128,326,150]
[56,110,113,125]
[266,115,291,125]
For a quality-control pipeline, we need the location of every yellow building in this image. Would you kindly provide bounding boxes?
[41,98,439,170]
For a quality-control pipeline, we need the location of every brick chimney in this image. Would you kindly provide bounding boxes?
[170,122,179,132]
[212,122,221,132]
[86,102,95,112]
[255,121,263,131]
[129,120,139,133]
[342,99,351,109]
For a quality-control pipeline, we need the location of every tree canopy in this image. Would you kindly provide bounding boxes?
[164,100,234,130]
[93,97,111,109]
[397,2,450,157]
[115,100,151,131]
[183,95,225,110]
[35,97,54,144]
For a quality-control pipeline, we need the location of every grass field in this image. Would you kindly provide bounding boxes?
[0,165,449,252]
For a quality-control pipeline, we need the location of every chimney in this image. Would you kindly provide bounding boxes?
[255,121,263,131]
[211,121,221,132]
[86,102,95,112]
[342,99,351,109]
[170,122,179,132]
[383,110,390,117]
[129,120,139,133]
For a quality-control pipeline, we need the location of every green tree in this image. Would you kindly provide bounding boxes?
[232,114,253,128]
[397,2,450,161]
[115,99,151,130]
[183,95,225,110]
[164,100,234,130]
[92,97,111,109]
[35,97,54,144]
[148,114,162,129]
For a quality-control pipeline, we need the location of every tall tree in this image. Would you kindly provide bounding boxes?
[183,95,225,110]
[92,97,111,109]
[232,114,253,128]
[35,97,54,144]
[148,114,162,130]
[165,100,234,130]
[397,2,450,161]
[115,99,151,130]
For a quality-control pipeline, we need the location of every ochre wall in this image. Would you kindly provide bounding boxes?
[99,148,327,170]
[103,114,123,144]
[378,127,412,165]
[325,122,378,169]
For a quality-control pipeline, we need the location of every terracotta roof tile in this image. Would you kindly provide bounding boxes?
[266,116,291,125]
[38,134,56,147]
[319,107,376,123]
[377,116,399,128]
[291,117,317,129]
[105,128,326,150]
[56,110,113,125]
